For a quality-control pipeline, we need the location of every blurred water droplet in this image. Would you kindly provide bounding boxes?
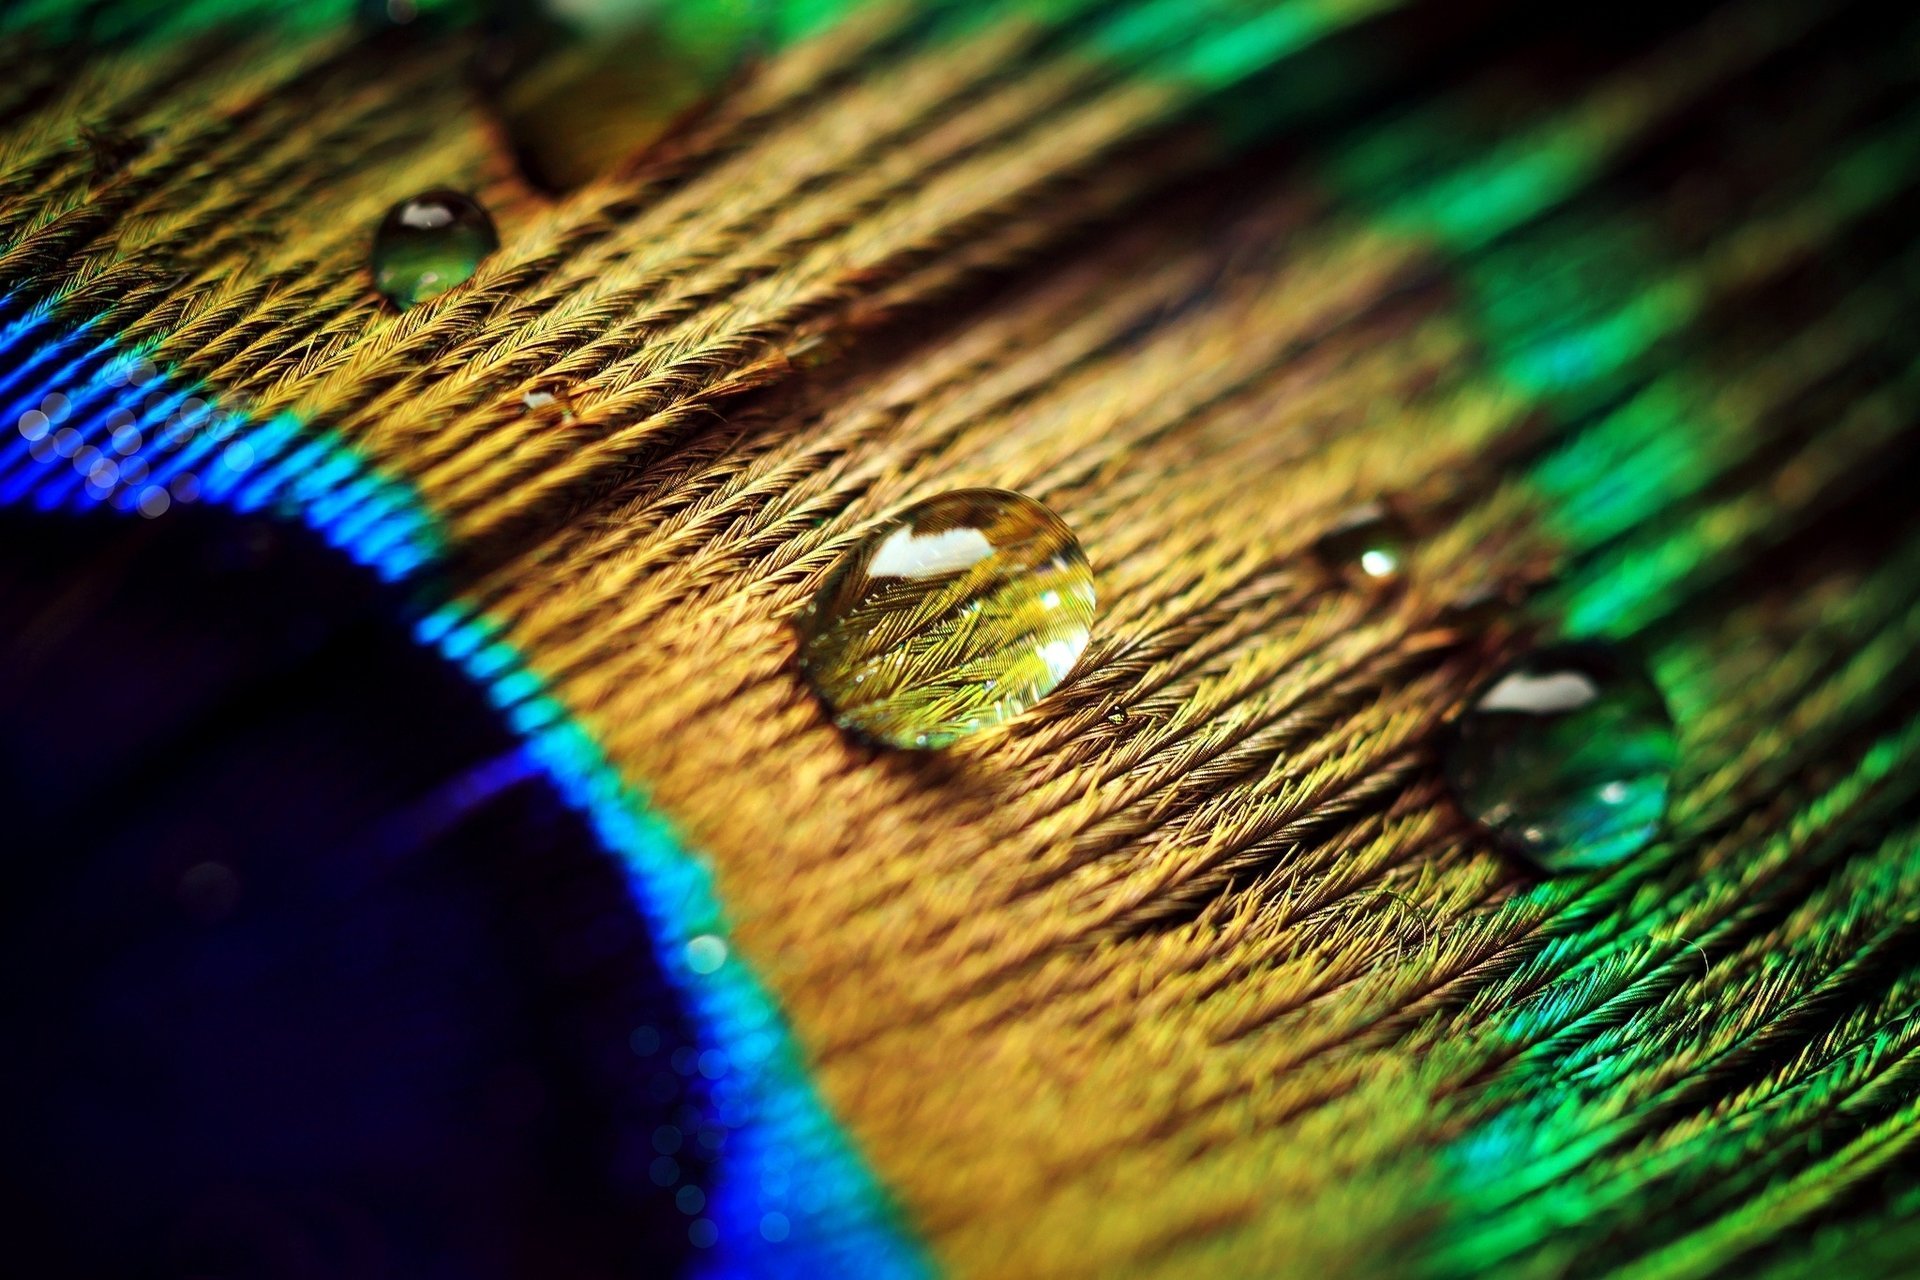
[1312,501,1411,586]
[489,1,770,191]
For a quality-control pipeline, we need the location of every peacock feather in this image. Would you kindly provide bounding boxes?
[2,1,1918,1276]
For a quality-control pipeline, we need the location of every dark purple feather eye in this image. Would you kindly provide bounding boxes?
[0,508,704,1278]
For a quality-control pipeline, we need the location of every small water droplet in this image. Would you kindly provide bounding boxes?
[1105,707,1129,726]
[1444,642,1675,872]
[1312,501,1411,586]
[371,190,498,310]
[798,489,1096,750]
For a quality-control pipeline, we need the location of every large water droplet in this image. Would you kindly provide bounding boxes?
[1444,642,1675,872]
[371,190,497,310]
[798,489,1096,750]
[490,1,768,191]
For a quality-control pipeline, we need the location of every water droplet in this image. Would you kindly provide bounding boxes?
[490,3,767,191]
[371,190,498,309]
[1444,642,1675,872]
[1312,501,1411,586]
[798,489,1096,750]
[1105,706,1129,727]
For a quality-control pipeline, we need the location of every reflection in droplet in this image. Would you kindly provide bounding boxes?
[1443,642,1676,872]
[371,190,498,310]
[798,489,1097,750]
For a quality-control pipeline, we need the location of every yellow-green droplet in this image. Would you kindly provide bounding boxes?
[798,489,1096,750]
[1444,642,1676,872]
[371,190,497,310]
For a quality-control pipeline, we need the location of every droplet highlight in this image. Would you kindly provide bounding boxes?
[798,489,1097,750]
[1444,642,1676,872]
[371,190,497,310]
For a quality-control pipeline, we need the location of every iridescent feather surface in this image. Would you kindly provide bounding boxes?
[2,1,1919,1276]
